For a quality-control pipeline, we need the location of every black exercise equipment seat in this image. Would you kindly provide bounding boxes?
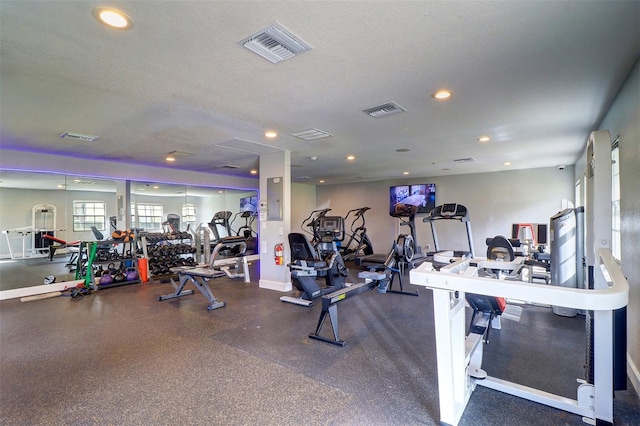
[91,226,104,241]
[289,232,326,269]
[465,235,511,342]
[287,232,347,301]
[485,235,515,263]
[90,226,116,251]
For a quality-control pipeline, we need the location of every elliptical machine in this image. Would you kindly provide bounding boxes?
[339,207,374,262]
[280,215,349,307]
[300,207,332,247]
[231,210,257,254]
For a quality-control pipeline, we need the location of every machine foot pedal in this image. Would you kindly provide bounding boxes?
[468,367,487,379]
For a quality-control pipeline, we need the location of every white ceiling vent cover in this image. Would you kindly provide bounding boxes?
[453,157,475,163]
[363,102,406,118]
[60,132,99,142]
[238,22,311,64]
[167,150,193,157]
[291,128,333,141]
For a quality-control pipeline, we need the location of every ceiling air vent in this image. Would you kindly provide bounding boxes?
[217,164,241,169]
[60,132,99,142]
[453,157,475,163]
[238,22,312,64]
[363,102,406,118]
[167,150,193,158]
[290,128,333,141]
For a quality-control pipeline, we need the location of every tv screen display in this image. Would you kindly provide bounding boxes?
[240,195,258,213]
[389,184,436,216]
[410,184,436,214]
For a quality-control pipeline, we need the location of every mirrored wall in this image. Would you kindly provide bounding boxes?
[0,169,258,290]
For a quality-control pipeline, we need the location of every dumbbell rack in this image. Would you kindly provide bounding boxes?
[75,239,140,290]
[140,232,196,281]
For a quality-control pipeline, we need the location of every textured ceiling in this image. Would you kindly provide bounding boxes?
[1,1,638,186]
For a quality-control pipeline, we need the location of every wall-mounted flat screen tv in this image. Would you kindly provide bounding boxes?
[240,195,259,213]
[389,184,436,216]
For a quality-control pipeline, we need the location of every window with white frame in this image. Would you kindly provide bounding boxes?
[136,203,163,231]
[73,201,106,231]
[611,143,621,261]
[182,204,197,228]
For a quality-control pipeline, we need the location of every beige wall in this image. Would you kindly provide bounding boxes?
[316,166,575,258]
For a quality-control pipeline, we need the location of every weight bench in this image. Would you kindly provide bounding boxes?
[43,234,80,267]
[159,239,250,310]
[159,267,227,311]
[211,239,250,282]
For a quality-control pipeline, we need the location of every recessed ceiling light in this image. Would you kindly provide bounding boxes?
[403,171,410,175]
[319,180,325,183]
[503,161,512,166]
[431,89,453,100]
[477,136,491,143]
[265,131,278,138]
[92,7,134,30]
[250,170,258,174]
[166,156,176,162]
[346,155,355,161]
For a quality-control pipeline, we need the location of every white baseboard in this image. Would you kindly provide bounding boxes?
[0,280,83,300]
[628,353,640,398]
[259,279,292,292]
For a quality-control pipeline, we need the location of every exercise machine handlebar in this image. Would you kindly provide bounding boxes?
[410,249,627,311]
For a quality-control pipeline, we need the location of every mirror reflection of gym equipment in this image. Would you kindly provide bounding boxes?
[0,170,258,295]
[2,204,58,260]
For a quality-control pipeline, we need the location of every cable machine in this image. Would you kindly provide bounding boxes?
[2,204,57,259]
[409,130,629,425]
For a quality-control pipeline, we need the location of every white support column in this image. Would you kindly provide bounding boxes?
[258,150,292,292]
[431,288,469,426]
[115,180,132,230]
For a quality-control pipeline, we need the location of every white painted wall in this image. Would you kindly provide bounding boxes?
[316,166,575,257]
[291,183,317,236]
